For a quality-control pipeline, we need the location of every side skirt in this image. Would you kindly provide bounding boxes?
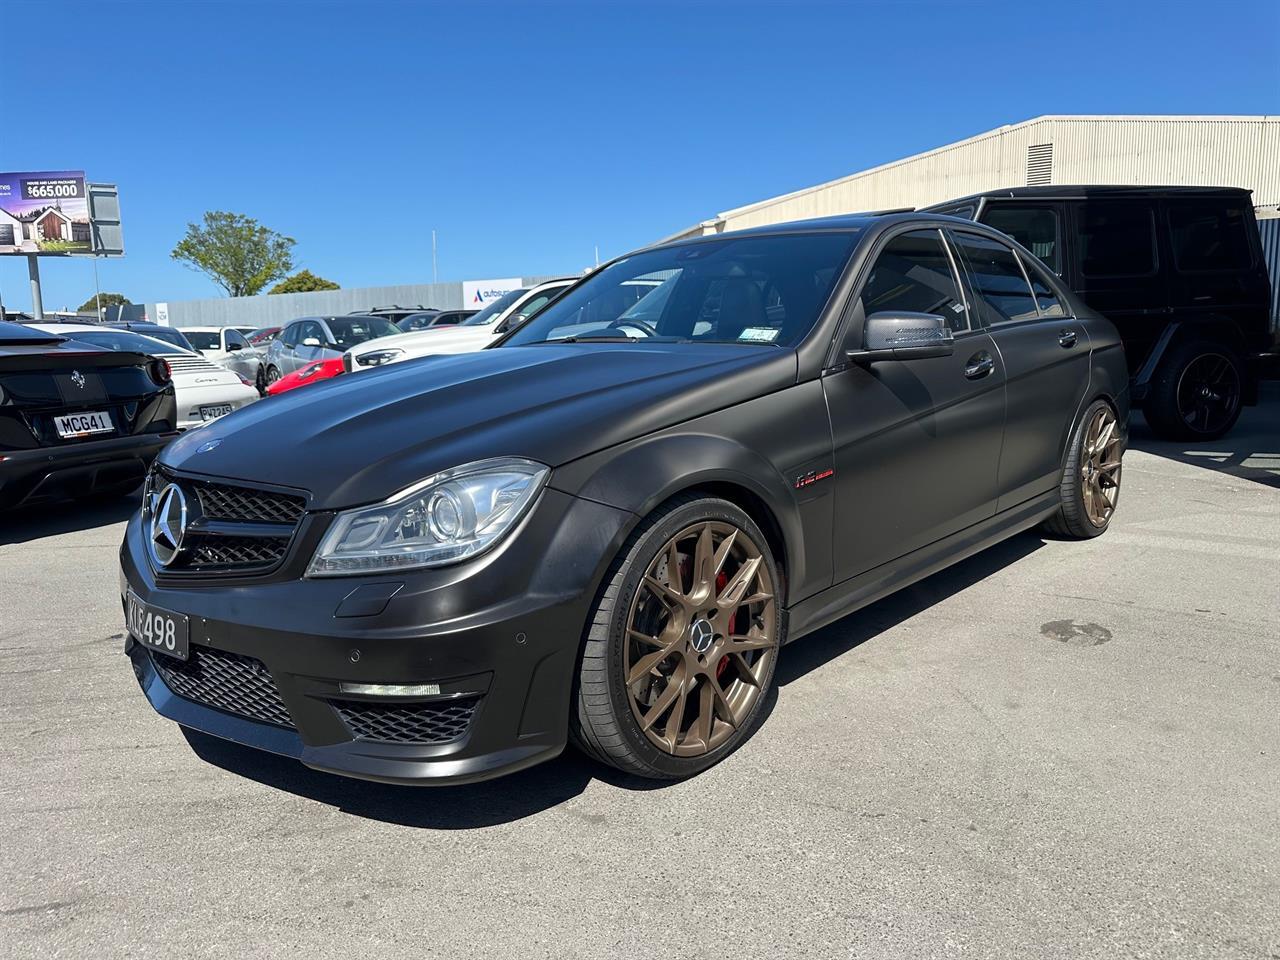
[784,489,1059,643]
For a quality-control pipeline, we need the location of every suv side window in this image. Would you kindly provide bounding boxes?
[948,231,1039,325]
[1168,201,1253,272]
[280,322,301,348]
[1078,202,1157,277]
[982,205,1062,274]
[859,229,971,333]
[1018,253,1067,318]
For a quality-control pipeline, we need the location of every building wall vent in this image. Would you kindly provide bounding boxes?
[1026,143,1054,186]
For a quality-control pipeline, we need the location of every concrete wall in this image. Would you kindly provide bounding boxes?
[123,275,569,328]
[674,116,1280,238]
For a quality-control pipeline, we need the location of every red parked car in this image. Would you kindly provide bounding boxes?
[266,356,344,395]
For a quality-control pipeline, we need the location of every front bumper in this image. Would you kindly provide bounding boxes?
[120,486,635,786]
[0,431,175,509]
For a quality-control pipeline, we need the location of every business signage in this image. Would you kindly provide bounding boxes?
[463,277,522,309]
[0,170,92,256]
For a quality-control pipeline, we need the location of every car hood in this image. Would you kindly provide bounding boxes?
[348,326,493,363]
[160,343,796,509]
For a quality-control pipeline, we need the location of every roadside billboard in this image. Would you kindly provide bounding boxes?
[463,277,522,309]
[0,170,92,255]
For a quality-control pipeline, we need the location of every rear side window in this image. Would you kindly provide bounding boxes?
[948,231,1039,325]
[1078,202,1157,277]
[1168,202,1253,272]
[859,229,970,332]
[982,205,1061,273]
[1018,253,1066,318]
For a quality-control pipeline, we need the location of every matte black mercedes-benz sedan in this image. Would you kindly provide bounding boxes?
[121,212,1128,785]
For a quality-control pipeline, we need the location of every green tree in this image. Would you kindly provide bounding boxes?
[77,292,131,313]
[269,269,340,294]
[170,211,295,297]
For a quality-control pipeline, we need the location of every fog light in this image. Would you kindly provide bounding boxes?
[338,682,442,697]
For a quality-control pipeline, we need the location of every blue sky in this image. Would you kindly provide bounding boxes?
[1,0,1277,311]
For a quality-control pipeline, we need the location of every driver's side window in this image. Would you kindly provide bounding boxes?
[281,323,301,348]
[859,229,970,333]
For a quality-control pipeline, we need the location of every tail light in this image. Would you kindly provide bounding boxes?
[238,374,254,387]
[148,359,172,385]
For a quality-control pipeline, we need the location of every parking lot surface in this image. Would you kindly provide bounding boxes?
[2,391,1277,960]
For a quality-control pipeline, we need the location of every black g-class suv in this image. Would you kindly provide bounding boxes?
[928,186,1275,439]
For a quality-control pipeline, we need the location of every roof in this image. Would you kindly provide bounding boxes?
[929,184,1255,206]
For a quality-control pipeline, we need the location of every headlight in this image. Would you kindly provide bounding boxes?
[357,349,404,367]
[306,458,549,577]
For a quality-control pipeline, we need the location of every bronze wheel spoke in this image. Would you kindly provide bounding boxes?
[711,529,738,579]
[717,555,762,610]
[726,652,761,687]
[727,633,773,652]
[691,680,715,748]
[643,574,683,608]
[627,645,678,686]
[691,523,716,593]
[628,628,665,649]
[639,665,686,732]
[709,678,739,728]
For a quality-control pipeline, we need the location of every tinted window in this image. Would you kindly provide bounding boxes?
[325,316,399,348]
[463,289,528,326]
[1078,202,1157,277]
[983,205,1061,273]
[297,321,326,344]
[1018,253,1067,318]
[950,231,1039,325]
[184,331,220,351]
[860,230,969,332]
[280,323,302,347]
[225,330,251,350]
[505,233,858,348]
[138,327,193,350]
[1169,202,1253,272]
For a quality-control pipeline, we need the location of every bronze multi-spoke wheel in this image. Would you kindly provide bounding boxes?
[572,495,783,778]
[1044,398,1124,540]
[1079,405,1122,527]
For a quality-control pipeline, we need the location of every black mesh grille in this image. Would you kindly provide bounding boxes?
[151,646,294,729]
[192,479,306,524]
[187,536,292,569]
[333,697,480,744]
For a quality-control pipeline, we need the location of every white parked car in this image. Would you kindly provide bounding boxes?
[180,326,267,392]
[343,278,577,371]
[35,324,260,430]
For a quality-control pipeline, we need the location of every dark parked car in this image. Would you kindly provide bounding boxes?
[121,212,1127,785]
[106,321,196,353]
[0,321,176,509]
[397,309,477,331]
[927,185,1275,439]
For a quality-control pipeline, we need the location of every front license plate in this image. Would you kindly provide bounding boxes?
[54,410,114,439]
[199,404,234,421]
[126,591,190,661]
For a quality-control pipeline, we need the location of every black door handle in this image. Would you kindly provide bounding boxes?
[1058,330,1078,348]
[964,352,995,379]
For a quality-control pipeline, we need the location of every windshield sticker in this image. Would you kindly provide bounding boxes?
[738,327,779,342]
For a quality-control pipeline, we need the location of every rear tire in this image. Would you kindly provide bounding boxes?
[255,364,268,395]
[1143,339,1244,441]
[571,494,783,780]
[1042,398,1123,540]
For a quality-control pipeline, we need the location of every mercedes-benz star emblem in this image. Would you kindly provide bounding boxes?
[70,370,86,389]
[690,618,715,654]
[150,484,188,567]
[197,438,223,454]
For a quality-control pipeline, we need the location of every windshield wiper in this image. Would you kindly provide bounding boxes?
[534,334,642,344]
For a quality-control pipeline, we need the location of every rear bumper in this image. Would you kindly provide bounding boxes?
[176,383,259,430]
[0,431,175,509]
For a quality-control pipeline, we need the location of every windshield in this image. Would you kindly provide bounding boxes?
[462,288,527,326]
[63,330,187,354]
[184,331,221,351]
[136,327,194,350]
[326,316,400,348]
[503,233,858,348]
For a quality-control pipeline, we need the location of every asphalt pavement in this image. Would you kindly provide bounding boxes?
[2,390,1277,960]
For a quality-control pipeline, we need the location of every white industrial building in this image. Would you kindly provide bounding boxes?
[669,115,1280,239]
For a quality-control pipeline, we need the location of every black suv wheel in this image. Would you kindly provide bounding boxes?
[1144,339,1244,441]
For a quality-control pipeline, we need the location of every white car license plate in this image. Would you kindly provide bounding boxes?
[199,403,234,421]
[126,591,190,661]
[54,410,114,439]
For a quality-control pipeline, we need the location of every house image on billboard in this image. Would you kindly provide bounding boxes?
[0,204,89,252]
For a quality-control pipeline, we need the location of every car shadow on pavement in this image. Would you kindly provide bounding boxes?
[1126,383,1280,490]
[181,531,1047,828]
[0,491,140,546]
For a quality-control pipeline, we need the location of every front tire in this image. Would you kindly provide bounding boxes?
[1043,399,1123,540]
[571,494,783,780]
[265,365,281,386]
[1143,339,1244,441]
[255,364,268,395]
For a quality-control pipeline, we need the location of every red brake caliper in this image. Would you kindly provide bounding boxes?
[716,571,737,678]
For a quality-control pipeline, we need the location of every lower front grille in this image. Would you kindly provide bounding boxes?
[151,646,294,729]
[333,697,480,744]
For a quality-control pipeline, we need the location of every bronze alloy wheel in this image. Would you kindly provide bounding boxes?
[622,520,777,757]
[1080,404,1122,527]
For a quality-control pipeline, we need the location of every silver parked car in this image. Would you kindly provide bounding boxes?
[264,315,400,384]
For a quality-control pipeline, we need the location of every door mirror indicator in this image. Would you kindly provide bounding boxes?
[849,311,955,363]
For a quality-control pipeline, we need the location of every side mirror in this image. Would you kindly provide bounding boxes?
[226,341,243,352]
[302,337,322,347]
[849,311,955,363]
